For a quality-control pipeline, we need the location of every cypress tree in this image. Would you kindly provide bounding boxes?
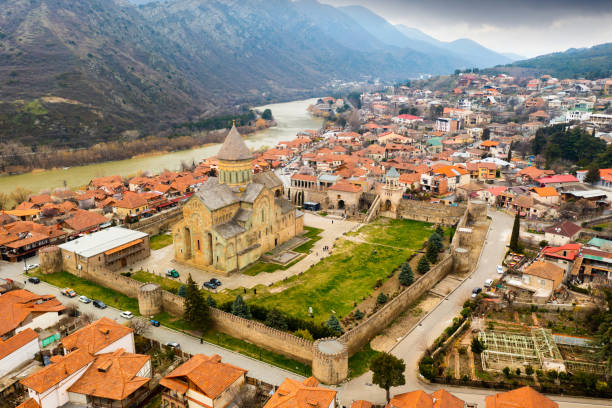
[399,262,415,286]
[510,212,521,252]
[417,256,430,274]
[325,315,342,334]
[184,274,210,331]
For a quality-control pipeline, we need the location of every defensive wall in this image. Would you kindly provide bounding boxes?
[126,207,183,236]
[397,200,466,226]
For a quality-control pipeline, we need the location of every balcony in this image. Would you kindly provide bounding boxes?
[104,244,145,264]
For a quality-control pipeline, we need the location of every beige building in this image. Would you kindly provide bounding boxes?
[173,125,303,275]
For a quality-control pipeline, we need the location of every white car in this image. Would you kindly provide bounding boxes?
[496,265,504,274]
[24,263,39,271]
[120,311,134,319]
[79,295,91,304]
[484,278,494,288]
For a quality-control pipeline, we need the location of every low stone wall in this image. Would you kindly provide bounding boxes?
[210,308,314,364]
[80,269,142,298]
[127,208,183,236]
[397,200,466,226]
[340,255,454,355]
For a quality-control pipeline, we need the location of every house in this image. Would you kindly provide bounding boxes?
[520,261,565,302]
[0,221,67,262]
[571,247,612,282]
[327,180,363,213]
[160,354,247,408]
[477,186,507,205]
[0,290,66,339]
[60,210,110,236]
[0,328,40,377]
[432,165,470,191]
[113,192,149,218]
[544,221,581,246]
[386,389,465,408]
[466,162,497,181]
[485,386,558,408]
[536,174,579,188]
[530,187,560,205]
[421,172,449,196]
[61,317,135,355]
[263,377,336,408]
[393,114,423,125]
[541,243,581,272]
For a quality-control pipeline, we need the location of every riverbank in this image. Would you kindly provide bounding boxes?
[0,98,323,195]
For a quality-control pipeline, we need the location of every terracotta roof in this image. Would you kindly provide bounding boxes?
[217,125,253,161]
[62,317,133,355]
[0,290,66,337]
[388,390,433,408]
[481,140,499,147]
[160,354,246,399]
[485,386,558,408]
[291,174,317,182]
[523,261,564,288]
[329,180,362,193]
[533,187,558,197]
[544,221,580,238]
[62,210,108,232]
[68,348,150,401]
[16,399,40,408]
[352,401,372,408]
[264,377,336,408]
[21,348,95,393]
[431,390,466,408]
[115,193,148,209]
[0,328,38,360]
[542,244,581,261]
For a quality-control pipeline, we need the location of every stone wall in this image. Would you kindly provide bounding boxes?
[397,200,466,226]
[127,208,183,236]
[340,255,454,355]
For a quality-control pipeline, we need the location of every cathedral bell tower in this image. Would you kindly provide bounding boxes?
[216,123,253,188]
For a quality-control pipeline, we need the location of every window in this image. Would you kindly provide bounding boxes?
[197,240,201,251]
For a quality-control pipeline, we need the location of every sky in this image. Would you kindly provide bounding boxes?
[321,0,612,57]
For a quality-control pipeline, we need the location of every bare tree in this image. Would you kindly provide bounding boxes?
[126,318,150,337]
[348,109,361,132]
[10,187,32,206]
[0,192,10,210]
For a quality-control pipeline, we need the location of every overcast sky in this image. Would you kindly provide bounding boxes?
[321,0,612,57]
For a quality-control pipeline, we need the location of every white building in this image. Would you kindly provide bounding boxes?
[0,290,66,339]
[0,328,40,377]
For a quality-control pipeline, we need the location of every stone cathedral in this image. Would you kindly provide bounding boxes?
[173,125,303,275]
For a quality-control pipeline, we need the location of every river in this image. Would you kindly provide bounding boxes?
[0,98,323,194]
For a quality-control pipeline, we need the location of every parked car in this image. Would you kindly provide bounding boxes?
[496,265,504,274]
[484,279,494,288]
[210,278,222,287]
[150,319,160,327]
[166,342,180,349]
[471,287,482,298]
[92,300,107,309]
[24,264,39,272]
[61,288,77,298]
[165,269,179,278]
[27,277,40,284]
[79,295,91,304]
[120,311,134,319]
[202,282,216,290]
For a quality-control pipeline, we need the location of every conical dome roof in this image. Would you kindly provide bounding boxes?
[217,124,253,161]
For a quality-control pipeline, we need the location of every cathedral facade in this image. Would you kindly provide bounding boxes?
[173,125,303,275]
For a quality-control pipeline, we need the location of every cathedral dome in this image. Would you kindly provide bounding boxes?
[217,124,253,162]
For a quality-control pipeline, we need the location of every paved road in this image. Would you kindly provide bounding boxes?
[0,258,303,386]
[337,210,611,408]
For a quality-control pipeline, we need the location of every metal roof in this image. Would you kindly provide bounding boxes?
[59,227,148,258]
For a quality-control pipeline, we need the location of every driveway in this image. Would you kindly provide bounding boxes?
[337,210,611,408]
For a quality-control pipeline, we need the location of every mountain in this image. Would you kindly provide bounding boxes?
[491,43,612,79]
[501,52,525,61]
[394,24,439,46]
[440,38,513,68]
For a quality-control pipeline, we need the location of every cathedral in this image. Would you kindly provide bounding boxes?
[173,125,304,275]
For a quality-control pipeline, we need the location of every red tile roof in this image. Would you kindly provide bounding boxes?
[62,317,133,355]
[0,328,38,360]
[21,348,95,393]
[0,290,66,337]
[485,386,558,408]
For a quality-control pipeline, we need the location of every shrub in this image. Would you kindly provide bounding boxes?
[177,285,187,298]
[525,365,534,376]
[515,368,521,376]
[502,367,511,378]
[419,356,435,380]
[294,329,314,341]
[547,370,558,380]
[325,315,342,335]
[536,369,544,378]
[458,346,467,355]
[471,337,485,354]
[399,262,414,286]
[417,256,430,274]
[205,295,216,307]
[264,308,288,331]
[231,295,252,319]
[377,293,388,305]
[354,309,364,320]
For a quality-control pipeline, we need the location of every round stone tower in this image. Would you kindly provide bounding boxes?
[312,338,348,385]
[138,283,162,316]
[452,247,470,274]
[467,199,487,223]
[39,246,62,274]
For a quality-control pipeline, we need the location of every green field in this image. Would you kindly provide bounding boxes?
[149,233,173,250]
[348,343,381,378]
[131,270,182,293]
[352,218,437,249]
[293,226,324,253]
[31,270,139,313]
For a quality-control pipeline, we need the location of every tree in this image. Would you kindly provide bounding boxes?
[264,309,288,330]
[325,315,342,334]
[261,109,273,120]
[377,292,388,304]
[354,309,364,320]
[426,240,439,263]
[125,318,150,337]
[294,329,314,341]
[585,163,601,184]
[509,212,521,252]
[206,295,217,308]
[594,289,612,374]
[231,295,251,319]
[184,275,210,331]
[417,256,430,274]
[10,187,31,206]
[471,337,485,354]
[525,365,534,376]
[370,352,406,402]
[177,285,186,297]
[435,225,444,237]
[481,128,491,141]
[503,367,511,378]
[348,109,360,131]
[399,262,414,286]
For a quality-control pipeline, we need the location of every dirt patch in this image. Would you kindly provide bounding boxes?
[370,294,442,352]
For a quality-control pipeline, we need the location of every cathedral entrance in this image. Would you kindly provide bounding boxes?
[184,227,192,259]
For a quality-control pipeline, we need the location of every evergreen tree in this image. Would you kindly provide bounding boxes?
[426,234,442,263]
[370,353,406,402]
[435,225,444,237]
[354,309,364,320]
[471,337,485,354]
[417,256,430,274]
[585,163,601,184]
[177,285,186,298]
[399,262,414,286]
[231,295,252,319]
[481,128,491,141]
[183,274,210,331]
[377,292,388,304]
[265,309,288,330]
[325,315,342,334]
[509,212,521,252]
[206,295,217,308]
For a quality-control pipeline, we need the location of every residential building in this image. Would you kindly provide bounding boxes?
[386,389,465,408]
[160,354,247,408]
[530,187,560,205]
[0,290,66,339]
[485,386,558,408]
[0,328,40,377]
[264,377,336,408]
[544,221,581,246]
[519,261,565,302]
[61,317,135,355]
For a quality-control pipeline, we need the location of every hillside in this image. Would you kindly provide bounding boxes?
[491,43,612,79]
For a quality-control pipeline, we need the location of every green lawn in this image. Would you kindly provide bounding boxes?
[240,255,305,276]
[153,311,311,376]
[131,270,182,293]
[348,343,381,378]
[31,270,139,313]
[247,239,411,324]
[293,226,324,253]
[149,233,173,250]
[354,218,437,249]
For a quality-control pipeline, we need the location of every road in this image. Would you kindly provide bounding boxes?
[0,258,303,386]
[337,210,612,408]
